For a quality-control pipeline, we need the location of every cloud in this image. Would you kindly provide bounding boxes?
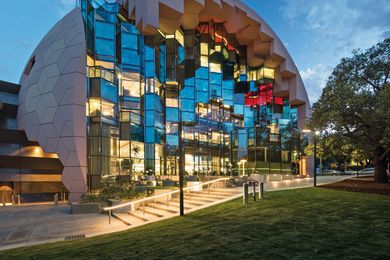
[281,0,390,103]
[58,0,76,17]
[300,64,332,105]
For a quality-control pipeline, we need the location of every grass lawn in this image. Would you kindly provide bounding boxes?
[1,188,390,259]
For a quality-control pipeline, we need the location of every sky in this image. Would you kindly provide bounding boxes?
[0,0,389,105]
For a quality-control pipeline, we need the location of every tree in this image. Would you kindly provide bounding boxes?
[311,38,390,183]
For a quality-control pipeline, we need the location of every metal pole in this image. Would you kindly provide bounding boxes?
[178,116,184,216]
[313,134,317,187]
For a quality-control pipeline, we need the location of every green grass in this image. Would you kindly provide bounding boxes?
[2,188,390,259]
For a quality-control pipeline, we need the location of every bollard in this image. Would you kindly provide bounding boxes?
[259,182,264,199]
[17,194,21,205]
[253,182,256,201]
[243,183,248,205]
[54,193,59,205]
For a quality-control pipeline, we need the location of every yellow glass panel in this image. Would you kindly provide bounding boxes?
[166,98,178,107]
[263,67,274,79]
[175,30,184,46]
[248,69,257,81]
[200,43,208,55]
[200,55,209,67]
[209,63,221,73]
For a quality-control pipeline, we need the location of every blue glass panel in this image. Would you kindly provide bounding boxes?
[178,46,185,63]
[196,79,208,92]
[96,38,115,57]
[185,77,195,86]
[238,128,248,158]
[145,94,154,110]
[96,21,115,39]
[154,96,162,112]
[222,80,234,90]
[182,112,195,122]
[234,104,244,115]
[166,135,179,146]
[155,113,163,128]
[224,99,233,106]
[145,127,155,143]
[240,75,247,82]
[222,89,233,102]
[180,86,194,99]
[122,49,139,66]
[244,106,253,117]
[279,119,290,125]
[145,111,154,126]
[155,128,163,144]
[210,72,222,85]
[181,99,195,112]
[250,81,257,92]
[223,122,234,133]
[233,94,244,104]
[146,61,155,78]
[195,67,208,79]
[244,117,254,128]
[122,33,138,49]
[210,84,221,98]
[197,91,209,103]
[101,79,118,102]
[166,107,179,122]
[145,45,154,61]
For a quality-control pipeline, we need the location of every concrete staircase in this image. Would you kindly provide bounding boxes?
[111,187,242,227]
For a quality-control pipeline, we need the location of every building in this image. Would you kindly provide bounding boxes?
[5,0,311,202]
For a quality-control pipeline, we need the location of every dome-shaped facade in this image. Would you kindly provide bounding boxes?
[18,9,87,201]
[17,0,312,201]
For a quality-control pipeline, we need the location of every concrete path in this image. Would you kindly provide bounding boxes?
[0,176,348,251]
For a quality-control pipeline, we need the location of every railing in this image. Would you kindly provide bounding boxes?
[103,177,231,224]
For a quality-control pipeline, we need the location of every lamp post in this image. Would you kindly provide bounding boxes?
[239,159,247,176]
[313,130,320,187]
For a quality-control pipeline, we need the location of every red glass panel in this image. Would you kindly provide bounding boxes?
[274,97,283,105]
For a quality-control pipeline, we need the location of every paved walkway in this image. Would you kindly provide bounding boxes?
[0,176,348,251]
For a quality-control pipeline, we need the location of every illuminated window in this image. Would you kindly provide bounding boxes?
[258,67,275,79]
[248,69,257,81]
[240,65,247,75]
[200,55,208,67]
[175,30,184,46]
[166,98,178,107]
[210,63,221,73]
[88,97,115,118]
[200,43,208,55]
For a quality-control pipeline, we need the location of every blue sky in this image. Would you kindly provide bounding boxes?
[0,0,389,104]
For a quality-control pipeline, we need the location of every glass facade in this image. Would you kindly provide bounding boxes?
[81,0,305,189]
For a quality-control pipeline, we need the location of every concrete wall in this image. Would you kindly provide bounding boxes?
[17,8,87,202]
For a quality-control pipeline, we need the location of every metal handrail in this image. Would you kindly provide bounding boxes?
[103,177,230,223]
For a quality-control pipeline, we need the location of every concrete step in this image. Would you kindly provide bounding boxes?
[127,211,149,222]
[155,200,192,210]
[183,195,215,203]
[186,192,226,200]
[146,202,179,214]
[141,207,166,218]
[171,198,204,206]
[207,189,242,196]
[112,213,132,226]
[130,209,161,221]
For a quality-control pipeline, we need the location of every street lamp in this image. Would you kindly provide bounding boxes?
[239,159,247,176]
[313,130,320,187]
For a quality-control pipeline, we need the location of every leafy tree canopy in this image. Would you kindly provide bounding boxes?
[311,38,390,182]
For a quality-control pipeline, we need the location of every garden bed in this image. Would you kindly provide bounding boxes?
[319,177,390,196]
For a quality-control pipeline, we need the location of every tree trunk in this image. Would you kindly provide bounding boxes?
[374,148,388,183]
